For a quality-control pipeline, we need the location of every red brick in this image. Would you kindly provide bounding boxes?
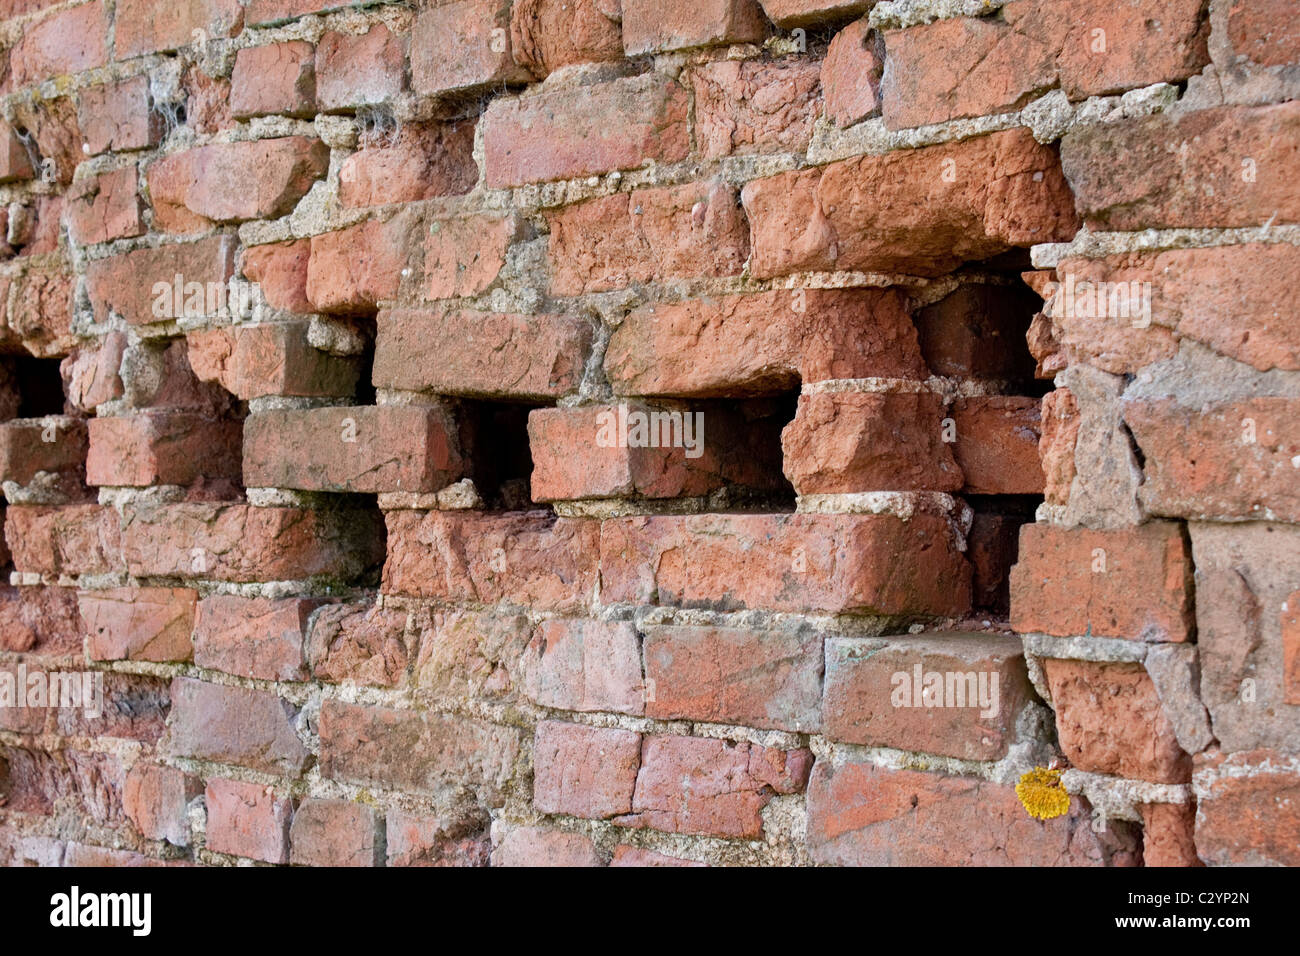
[147,138,329,228]
[1140,802,1202,867]
[691,58,820,158]
[115,0,244,59]
[807,759,1139,865]
[386,809,490,867]
[315,24,405,110]
[622,0,767,55]
[373,308,591,400]
[306,210,421,314]
[601,512,971,617]
[121,503,384,583]
[411,0,530,95]
[1050,245,1300,374]
[193,595,320,681]
[242,239,313,313]
[290,799,382,867]
[339,122,476,207]
[1194,748,1300,867]
[1285,591,1300,706]
[246,0,344,25]
[546,181,748,295]
[1010,521,1194,642]
[124,763,201,846]
[822,18,882,127]
[823,633,1032,760]
[781,390,963,494]
[527,402,782,502]
[490,824,600,866]
[7,271,76,357]
[615,735,811,838]
[383,510,598,612]
[1125,397,1300,522]
[78,77,161,154]
[64,166,143,245]
[744,128,1079,278]
[425,212,521,300]
[9,96,81,185]
[309,603,410,687]
[0,418,86,485]
[510,0,622,76]
[643,624,821,732]
[606,288,925,397]
[182,65,233,135]
[483,73,689,187]
[533,720,641,819]
[62,845,175,867]
[610,846,705,867]
[79,586,196,663]
[230,41,316,118]
[1062,102,1300,231]
[86,412,241,487]
[7,2,108,88]
[950,396,1043,495]
[1229,0,1300,66]
[914,282,1040,379]
[1044,658,1191,783]
[520,618,645,715]
[167,677,311,775]
[205,778,294,864]
[1039,388,1078,505]
[0,586,82,656]
[758,0,871,27]
[86,237,238,326]
[0,120,34,183]
[411,607,532,703]
[188,322,359,399]
[5,505,123,577]
[318,699,522,800]
[128,339,232,412]
[243,405,467,494]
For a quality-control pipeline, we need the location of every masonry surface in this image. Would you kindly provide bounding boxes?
[0,0,1295,868]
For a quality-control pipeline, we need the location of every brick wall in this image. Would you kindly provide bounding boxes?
[0,0,1295,867]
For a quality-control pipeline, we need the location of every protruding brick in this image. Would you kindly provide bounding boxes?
[230,41,316,118]
[79,586,196,663]
[242,239,313,313]
[823,633,1032,760]
[622,0,768,55]
[373,308,591,400]
[532,721,641,819]
[758,0,871,27]
[483,73,690,187]
[290,799,382,867]
[306,210,421,314]
[243,405,467,494]
[124,763,201,846]
[85,237,238,326]
[316,24,405,109]
[167,677,310,776]
[1010,521,1194,642]
[193,595,320,681]
[411,0,531,95]
[510,0,623,76]
[205,777,294,864]
[822,18,882,127]
[86,412,241,487]
[4,504,123,577]
[188,322,359,400]
[644,625,822,732]
[546,181,749,295]
[115,0,243,59]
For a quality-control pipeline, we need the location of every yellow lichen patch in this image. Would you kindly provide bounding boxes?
[1016,767,1070,821]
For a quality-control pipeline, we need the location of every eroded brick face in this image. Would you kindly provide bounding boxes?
[0,0,1291,875]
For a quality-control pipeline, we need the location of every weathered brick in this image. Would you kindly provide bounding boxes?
[822,18,882,127]
[425,212,521,300]
[546,181,749,295]
[823,633,1032,760]
[1140,802,1202,867]
[622,0,768,55]
[339,122,476,207]
[1194,748,1300,867]
[77,76,162,156]
[230,41,316,118]
[610,845,706,867]
[520,618,645,715]
[643,624,822,732]
[743,127,1079,278]
[758,0,871,27]
[205,778,294,864]
[1228,0,1300,66]
[64,166,144,245]
[1039,388,1078,506]
[86,412,241,487]
[0,586,82,656]
[510,0,622,76]
[601,512,971,617]
[691,58,820,158]
[316,24,405,110]
[79,586,196,663]
[386,809,490,867]
[606,288,925,397]
[306,210,421,314]
[1062,101,1300,230]
[193,595,320,681]
[483,73,690,187]
[121,503,384,583]
[7,271,76,357]
[532,720,641,819]
[309,603,410,687]
[411,0,531,95]
[166,677,309,776]
[0,120,35,182]
[242,239,313,313]
[383,511,598,612]
[490,824,600,866]
[85,237,238,326]
[373,308,591,400]
[1044,658,1191,783]
[807,759,1139,865]
[5,505,123,577]
[123,763,201,846]
[412,607,531,702]
[116,0,244,59]
[950,396,1043,495]
[0,417,86,485]
[1010,521,1194,642]
[615,735,811,838]
[7,2,108,87]
[290,799,382,867]
[187,322,359,400]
